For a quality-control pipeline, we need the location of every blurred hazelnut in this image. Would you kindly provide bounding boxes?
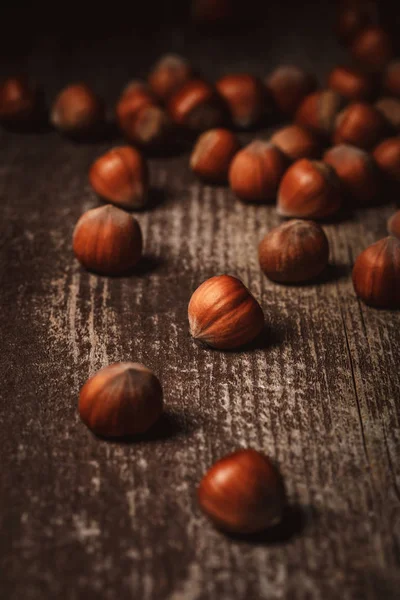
[333,102,388,150]
[148,54,193,102]
[375,97,400,132]
[168,79,226,133]
[350,26,393,72]
[51,83,104,135]
[295,90,347,137]
[188,275,264,349]
[0,76,38,124]
[327,65,375,101]
[335,1,378,43]
[73,205,143,275]
[190,128,241,184]
[373,137,400,188]
[278,159,342,220]
[352,237,400,308]
[229,141,289,203]
[79,362,163,437]
[383,60,400,99]
[89,146,148,210]
[215,73,271,129]
[265,65,317,117]
[270,124,320,161]
[324,144,379,206]
[387,211,400,238]
[116,80,156,135]
[258,219,329,283]
[121,104,174,149]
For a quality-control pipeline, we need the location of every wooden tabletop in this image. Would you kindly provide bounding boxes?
[1,3,400,599]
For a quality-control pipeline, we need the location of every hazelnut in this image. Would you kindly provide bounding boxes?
[277,159,342,220]
[265,65,317,117]
[350,26,393,72]
[73,205,143,275]
[89,146,148,210]
[373,137,400,188]
[116,80,156,135]
[0,76,38,124]
[383,60,400,99]
[148,54,193,102]
[387,211,400,238]
[51,83,104,135]
[335,1,377,43]
[324,144,379,206]
[375,97,400,132]
[270,124,320,161]
[188,275,264,349]
[120,104,174,149]
[198,449,285,534]
[190,128,241,184]
[168,79,226,133]
[215,73,271,129]
[79,362,163,437]
[229,141,289,203]
[352,237,400,308]
[333,102,388,150]
[295,90,347,137]
[258,220,329,283]
[327,65,375,101]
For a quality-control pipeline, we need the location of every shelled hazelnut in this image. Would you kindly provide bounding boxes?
[335,1,377,44]
[270,125,320,161]
[373,137,400,189]
[121,104,174,149]
[333,102,388,150]
[215,73,271,129]
[73,205,143,275]
[198,449,285,534]
[188,275,264,349]
[324,144,379,206]
[229,141,289,203]
[295,90,347,137]
[190,128,241,183]
[375,97,400,132]
[387,211,400,238]
[116,80,156,135]
[352,237,400,308]
[168,79,226,133]
[327,65,375,101]
[89,146,148,210]
[258,220,329,283]
[383,60,400,99]
[79,362,163,437]
[148,54,193,102]
[350,26,393,72]
[265,65,317,117]
[51,83,104,135]
[0,76,39,124]
[277,159,342,220]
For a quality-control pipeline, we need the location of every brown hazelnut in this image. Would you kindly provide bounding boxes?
[198,449,285,534]
[350,26,393,72]
[373,137,400,188]
[277,159,342,220]
[188,275,264,349]
[327,65,375,101]
[229,141,289,203]
[0,76,38,124]
[335,1,377,43]
[215,73,271,129]
[383,60,400,99]
[116,80,156,135]
[148,54,193,102]
[51,83,104,135]
[387,211,400,238]
[120,104,174,149]
[79,362,163,437]
[168,79,226,133]
[190,128,241,184]
[258,220,329,283]
[375,97,400,132]
[324,144,379,206]
[295,90,347,137]
[73,205,143,275]
[265,65,317,117]
[270,125,320,161]
[89,146,148,210]
[333,102,388,150]
[352,236,400,308]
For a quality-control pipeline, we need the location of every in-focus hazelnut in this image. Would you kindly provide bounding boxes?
[148,54,193,102]
[383,60,400,99]
[265,65,317,117]
[270,125,320,161]
[295,90,347,137]
[168,79,226,133]
[375,97,400,132]
[327,65,375,101]
[373,137,400,188]
[277,159,342,220]
[215,73,271,129]
[324,144,379,206]
[51,83,104,135]
[73,205,143,275]
[229,141,289,203]
[79,362,163,437]
[190,128,241,183]
[258,219,329,283]
[388,211,400,238]
[352,237,400,308]
[335,1,377,43]
[198,449,285,534]
[350,26,393,72]
[188,275,264,349]
[116,80,156,135]
[0,76,38,124]
[333,102,388,150]
[121,104,174,148]
[89,146,148,210]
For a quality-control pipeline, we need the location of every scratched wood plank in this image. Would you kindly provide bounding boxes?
[1,3,400,599]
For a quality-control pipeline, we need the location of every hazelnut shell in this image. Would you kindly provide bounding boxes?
[190,128,241,184]
[270,125,320,161]
[51,83,104,134]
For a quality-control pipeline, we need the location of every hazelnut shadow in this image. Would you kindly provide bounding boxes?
[190,322,297,353]
[81,253,165,279]
[61,121,120,145]
[270,263,351,288]
[2,112,53,135]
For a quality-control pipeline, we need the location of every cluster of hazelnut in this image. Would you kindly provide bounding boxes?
[1,0,400,536]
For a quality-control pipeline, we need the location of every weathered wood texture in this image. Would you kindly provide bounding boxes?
[1,3,400,599]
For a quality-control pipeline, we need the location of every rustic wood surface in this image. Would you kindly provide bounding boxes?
[1,3,400,599]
